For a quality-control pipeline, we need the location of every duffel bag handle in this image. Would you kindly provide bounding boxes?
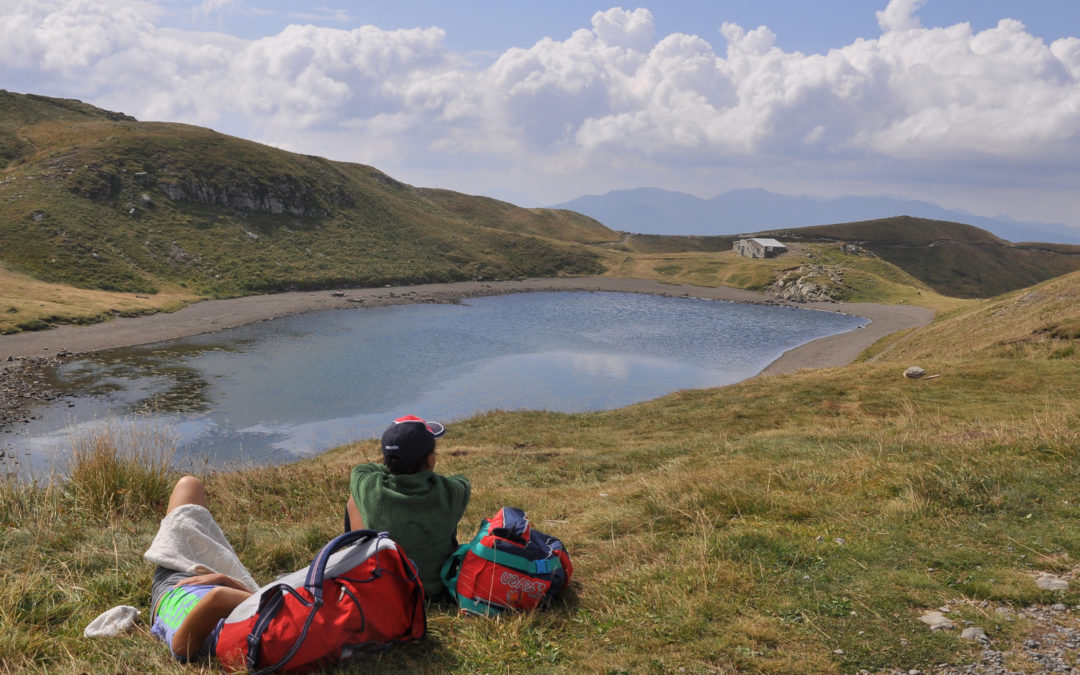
[247,529,382,674]
[304,529,382,598]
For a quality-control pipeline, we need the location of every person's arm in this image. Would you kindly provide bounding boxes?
[345,496,365,531]
[350,462,384,480]
[171,586,252,659]
[448,474,471,520]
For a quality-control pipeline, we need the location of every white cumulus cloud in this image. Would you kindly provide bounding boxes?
[1,1,1078,225]
[877,0,927,32]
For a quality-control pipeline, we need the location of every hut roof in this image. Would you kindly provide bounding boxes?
[751,238,786,248]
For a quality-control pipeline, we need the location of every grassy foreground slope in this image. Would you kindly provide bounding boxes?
[3,279,1079,673]
[0,91,614,302]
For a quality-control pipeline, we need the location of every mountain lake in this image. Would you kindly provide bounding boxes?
[1,291,868,475]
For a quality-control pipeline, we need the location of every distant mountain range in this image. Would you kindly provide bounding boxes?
[553,187,1080,245]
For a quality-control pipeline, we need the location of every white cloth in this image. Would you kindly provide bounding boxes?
[142,503,259,592]
[84,605,140,637]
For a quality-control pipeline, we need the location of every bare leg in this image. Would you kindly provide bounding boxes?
[156,474,252,659]
[167,475,209,515]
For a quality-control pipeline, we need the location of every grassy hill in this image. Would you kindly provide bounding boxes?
[0,90,616,301]
[759,217,1080,299]
[864,270,1080,363]
[601,239,972,314]
[3,272,1079,673]
[619,217,1080,299]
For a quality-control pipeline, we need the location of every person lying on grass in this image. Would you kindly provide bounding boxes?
[345,415,470,600]
[145,475,259,663]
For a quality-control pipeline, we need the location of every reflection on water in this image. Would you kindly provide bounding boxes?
[58,341,253,415]
[2,292,867,474]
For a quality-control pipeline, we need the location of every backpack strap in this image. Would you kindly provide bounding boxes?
[305,529,381,590]
[466,538,563,576]
[246,584,316,675]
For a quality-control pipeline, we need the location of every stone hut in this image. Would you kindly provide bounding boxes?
[733,238,787,259]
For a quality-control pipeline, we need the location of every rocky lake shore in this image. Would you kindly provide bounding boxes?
[1,354,70,439]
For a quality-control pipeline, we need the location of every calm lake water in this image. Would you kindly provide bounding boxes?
[2,292,867,474]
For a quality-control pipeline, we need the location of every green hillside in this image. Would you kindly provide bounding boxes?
[0,90,616,297]
[620,217,1080,299]
[866,269,1080,362]
[417,188,618,245]
[760,216,1080,298]
[6,90,1080,316]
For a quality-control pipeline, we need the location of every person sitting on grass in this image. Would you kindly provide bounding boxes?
[144,475,259,663]
[345,415,470,600]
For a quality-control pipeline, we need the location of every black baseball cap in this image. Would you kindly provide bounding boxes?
[381,415,445,463]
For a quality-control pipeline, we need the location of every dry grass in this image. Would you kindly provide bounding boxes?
[602,248,791,289]
[0,264,195,334]
[874,271,1080,362]
[65,421,178,517]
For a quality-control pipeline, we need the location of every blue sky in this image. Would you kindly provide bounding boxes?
[4,0,1080,229]
[180,1,1078,56]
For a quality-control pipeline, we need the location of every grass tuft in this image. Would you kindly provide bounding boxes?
[64,421,177,518]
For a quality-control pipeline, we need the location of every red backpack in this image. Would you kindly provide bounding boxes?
[441,507,572,616]
[212,530,425,673]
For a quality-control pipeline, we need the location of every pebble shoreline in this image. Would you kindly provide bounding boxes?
[0,354,69,439]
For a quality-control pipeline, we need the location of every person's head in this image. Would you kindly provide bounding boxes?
[380,415,445,474]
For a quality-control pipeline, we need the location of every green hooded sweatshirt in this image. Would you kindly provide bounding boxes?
[349,463,470,598]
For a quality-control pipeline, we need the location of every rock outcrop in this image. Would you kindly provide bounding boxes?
[770,265,845,302]
[65,160,354,218]
[155,174,352,217]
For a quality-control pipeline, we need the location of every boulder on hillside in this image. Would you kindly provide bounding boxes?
[919,610,955,631]
[1035,574,1069,591]
[770,265,844,302]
